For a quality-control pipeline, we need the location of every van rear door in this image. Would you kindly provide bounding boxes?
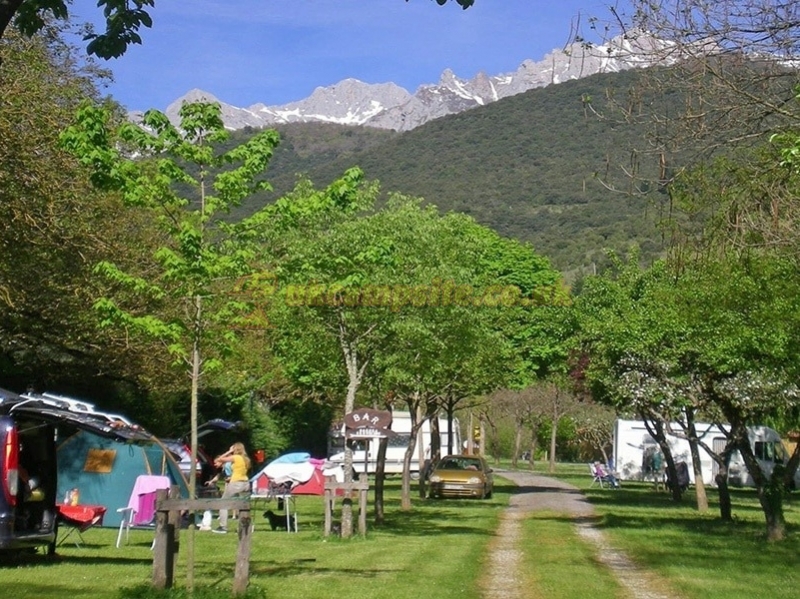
[10,396,154,443]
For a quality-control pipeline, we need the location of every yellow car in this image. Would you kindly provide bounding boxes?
[428,454,494,499]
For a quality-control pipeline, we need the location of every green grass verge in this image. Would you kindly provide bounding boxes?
[542,462,800,599]
[520,512,625,599]
[0,478,507,599]
[3,465,799,599]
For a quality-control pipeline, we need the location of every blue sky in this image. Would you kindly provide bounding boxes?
[70,0,629,112]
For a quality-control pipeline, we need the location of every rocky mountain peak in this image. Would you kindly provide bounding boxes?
[155,32,669,132]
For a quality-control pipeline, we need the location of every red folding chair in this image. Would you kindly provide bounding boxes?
[56,504,107,548]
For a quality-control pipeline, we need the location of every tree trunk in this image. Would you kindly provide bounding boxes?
[661,444,682,502]
[688,439,709,511]
[529,426,539,470]
[445,406,456,455]
[374,437,387,524]
[338,315,368,537]
[760,467,787,541]
[419,416,441,498]
[400,407,422,510]
[467,411,475,455]
[644,417,681,501]
[715,468,733,521]
[512,421,522,469]
[685,410,708,512]
[733,424,787,540]
[186,297,202,592]
[479,418,486,457]
[548,416,559,474]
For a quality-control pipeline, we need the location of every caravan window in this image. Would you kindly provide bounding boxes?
[755,441,769,461]
[754,441,784,463]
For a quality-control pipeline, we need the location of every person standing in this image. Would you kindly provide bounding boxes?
[212,442,251,533]
[651,450,665,490]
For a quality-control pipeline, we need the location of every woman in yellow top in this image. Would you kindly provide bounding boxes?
[212,442,251,533]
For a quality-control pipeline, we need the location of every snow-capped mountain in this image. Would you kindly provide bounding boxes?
[159,33,668,132]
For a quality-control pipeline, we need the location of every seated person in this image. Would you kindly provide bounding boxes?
[593,461,620,488]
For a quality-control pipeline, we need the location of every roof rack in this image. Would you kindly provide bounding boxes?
[18,392,134,425]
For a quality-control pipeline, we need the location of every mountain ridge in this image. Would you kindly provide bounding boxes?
[154,31,667,132]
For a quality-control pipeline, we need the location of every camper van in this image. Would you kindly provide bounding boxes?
[727,425,795,488]
[612,418,800,488]
[327,411,462,476]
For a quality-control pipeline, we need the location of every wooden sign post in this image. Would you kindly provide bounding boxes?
[323,474,369,537]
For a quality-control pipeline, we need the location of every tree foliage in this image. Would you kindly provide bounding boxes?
[575,249,800,538]
[60,99,283,586]
[0,30,177,397]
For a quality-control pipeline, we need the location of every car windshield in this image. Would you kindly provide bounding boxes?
[439,458,482,471]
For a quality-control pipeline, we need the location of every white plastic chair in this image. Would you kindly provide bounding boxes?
[115,506,135,548]
[115,475,171,548]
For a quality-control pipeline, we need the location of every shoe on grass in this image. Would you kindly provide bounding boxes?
[212,527,227,534]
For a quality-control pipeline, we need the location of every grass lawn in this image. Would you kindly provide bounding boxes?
[0,478,509,599]
[543,462,800,599]
[2,465,799,598]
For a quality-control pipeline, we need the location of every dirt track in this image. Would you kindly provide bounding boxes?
[482,469,680,599]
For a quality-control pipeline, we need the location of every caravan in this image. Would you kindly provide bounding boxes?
[612,419,799,488]
[327,411,461,475]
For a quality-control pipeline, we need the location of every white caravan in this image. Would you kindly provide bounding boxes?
[612,419,798,487]
[328,412,462,475]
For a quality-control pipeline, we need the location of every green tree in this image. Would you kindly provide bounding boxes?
[0,29,181,402]
[576,252,800,538]
[265,195,562,515]
[60,99,279,587]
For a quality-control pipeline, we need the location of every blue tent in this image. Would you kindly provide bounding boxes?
[57,431,189,528]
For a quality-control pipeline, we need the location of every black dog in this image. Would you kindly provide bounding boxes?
[263,509,296,531]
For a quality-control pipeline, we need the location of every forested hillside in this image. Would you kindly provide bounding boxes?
[232,68,677,278]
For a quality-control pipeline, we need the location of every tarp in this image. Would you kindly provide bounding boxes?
[250,454,336,496]
[57,431,189,528]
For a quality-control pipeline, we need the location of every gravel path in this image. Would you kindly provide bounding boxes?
[481,469,680,599]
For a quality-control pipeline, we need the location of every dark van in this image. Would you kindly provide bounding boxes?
[0,387,152,555]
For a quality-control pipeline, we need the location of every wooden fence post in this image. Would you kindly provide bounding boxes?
[232,508,252,596]
[324,487,333,536]
[153,496,250,593]
[323,478,370,537]
[152,488,172,590]
[358,474,368,535]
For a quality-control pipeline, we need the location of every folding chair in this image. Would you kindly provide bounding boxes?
[57,504,107,548]
[116,474,171,548]
[589,463,605,488]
